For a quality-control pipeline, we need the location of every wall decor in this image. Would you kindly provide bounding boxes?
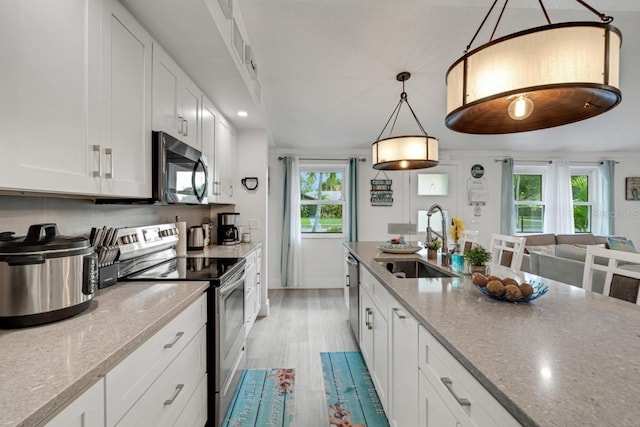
[370,172,393,206]
[470,164,485,178]
[626,177,640,200]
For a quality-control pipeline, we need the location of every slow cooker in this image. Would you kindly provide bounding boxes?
[0,223,98,328]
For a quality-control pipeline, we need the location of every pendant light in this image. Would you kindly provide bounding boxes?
[445,0,622,134]
[372,72,439,170]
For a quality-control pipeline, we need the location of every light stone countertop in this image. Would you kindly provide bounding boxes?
[345,241,640,427]
[0,281,208,427]
[188,241,262,259]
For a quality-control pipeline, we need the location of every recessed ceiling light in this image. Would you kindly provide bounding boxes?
[237,111,248,117]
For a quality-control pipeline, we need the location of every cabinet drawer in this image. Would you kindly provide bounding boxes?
[174,373,207,427]
[106,293,207,427]
[418,326,520,427]
[371,278,391,318]
[360,265,374,294]
[116,326,207,427]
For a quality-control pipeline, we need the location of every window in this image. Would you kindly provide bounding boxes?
[571,167,597,233]
[299,165,347,236]
[513,167,546,233]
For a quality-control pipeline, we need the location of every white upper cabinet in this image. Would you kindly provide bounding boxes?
[214,117,236,204]
[152,44,202,150]
[99,0,153,197]
[201,96,217,201]
[0,0,152,198]
[0,0,101,195]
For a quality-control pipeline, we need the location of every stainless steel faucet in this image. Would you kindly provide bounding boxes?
[426,204,449,267]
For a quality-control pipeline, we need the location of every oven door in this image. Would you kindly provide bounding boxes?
[153,131,208,204]
[215,267,246,392]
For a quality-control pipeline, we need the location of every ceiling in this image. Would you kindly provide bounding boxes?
[123,0,640,153]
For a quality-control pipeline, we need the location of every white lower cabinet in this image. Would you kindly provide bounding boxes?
[244,250,258,335]
[418,325,520,427]
[174,374,208,427]
[419,370,461,426]
[359,266,389,413]
[44,378,105,427]
[390,305,419,427]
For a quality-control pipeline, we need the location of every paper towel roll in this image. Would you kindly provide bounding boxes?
[176,221,187,257]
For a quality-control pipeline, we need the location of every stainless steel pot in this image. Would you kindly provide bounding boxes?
[0,224,98,328]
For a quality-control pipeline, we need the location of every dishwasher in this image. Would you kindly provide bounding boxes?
[346,253,359,341]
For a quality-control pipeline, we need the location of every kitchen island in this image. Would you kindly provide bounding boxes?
[0,281,208,427]
[345,241,640,427]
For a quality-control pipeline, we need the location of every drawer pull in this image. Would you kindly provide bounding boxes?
[164,383,184,406]
[441,377,471,407]
[392,308,407,319]
[164,331,184,349]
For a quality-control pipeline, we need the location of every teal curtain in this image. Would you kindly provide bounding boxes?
[501,158,516,235]
[599,160,615,235]
[348,158,359,242]
[280,156,300,287]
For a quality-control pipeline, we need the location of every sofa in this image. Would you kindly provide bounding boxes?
[519,233,640,302]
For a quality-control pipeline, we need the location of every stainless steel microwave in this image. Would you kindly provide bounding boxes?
[153,131,208,204]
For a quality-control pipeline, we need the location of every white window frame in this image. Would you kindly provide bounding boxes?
[570,166,598,234]
[298,162,348,239]
[513,165,548,235]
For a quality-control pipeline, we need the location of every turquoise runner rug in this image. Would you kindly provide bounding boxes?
[321,352,390,427]
[222,368,295,427]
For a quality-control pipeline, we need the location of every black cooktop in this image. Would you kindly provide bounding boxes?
[125,257,244,284]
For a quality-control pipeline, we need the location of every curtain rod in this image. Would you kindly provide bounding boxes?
[494,159,552,164]
[494,159,619,164]
[278,156,366,162]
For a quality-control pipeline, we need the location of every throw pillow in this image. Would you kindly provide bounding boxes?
[607,238,637,253]
[524,245,556,256]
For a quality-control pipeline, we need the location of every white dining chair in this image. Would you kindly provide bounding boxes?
[458,230,479,255]
[582,246,640,305]
[488,233,526,271]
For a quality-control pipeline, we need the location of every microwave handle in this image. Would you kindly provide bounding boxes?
[192,159,208,203]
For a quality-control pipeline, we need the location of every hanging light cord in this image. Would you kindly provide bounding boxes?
[464,0,613,53]
[375,77,428,141]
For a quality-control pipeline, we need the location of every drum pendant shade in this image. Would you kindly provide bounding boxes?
[446,14,622,134]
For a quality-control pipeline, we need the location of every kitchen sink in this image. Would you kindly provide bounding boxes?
[375,259,457,279]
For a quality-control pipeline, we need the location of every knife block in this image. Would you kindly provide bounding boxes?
[98,262,119,289]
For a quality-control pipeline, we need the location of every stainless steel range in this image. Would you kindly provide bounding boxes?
[115,223,246,427]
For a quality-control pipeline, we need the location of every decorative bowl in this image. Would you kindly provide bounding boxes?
[378,243,422,254]
[473,280,548,303]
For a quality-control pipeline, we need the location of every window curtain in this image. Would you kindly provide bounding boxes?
[280,156,301,287]
[598,160,615,235]
[501,158,516,235]
[348,158,359,242]
[545,160,575,234]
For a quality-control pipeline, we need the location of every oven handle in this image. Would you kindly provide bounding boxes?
[219,270,247,298]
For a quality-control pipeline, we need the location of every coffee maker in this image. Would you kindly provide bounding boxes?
[217,212,240,245]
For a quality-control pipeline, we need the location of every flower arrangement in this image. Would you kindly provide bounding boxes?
[450,217,465,241]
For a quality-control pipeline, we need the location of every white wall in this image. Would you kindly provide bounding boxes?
[234,129,269,310]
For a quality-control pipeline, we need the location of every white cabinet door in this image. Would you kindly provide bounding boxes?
[151,43,201,151]
[359,289,374,368]
[215,118,236,203]
[201,96,217,201]
[179,79,201,150]
[152,44,181,139]
[390,306,419,427]
[419,370,461,427]
[45,378,105,427]
[244,251,258,335]
[0,0,101,195]
[99,0,152,197]
[371,302,389,411]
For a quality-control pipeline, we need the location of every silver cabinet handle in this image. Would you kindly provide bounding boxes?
[177,115,184,134]
[92,145,102,178]
[163,331,184,349]
[393,308,407,319]
[183,118,188,137]
[104,148,114,179]
[163,384,184,405]
[441,377,471,407]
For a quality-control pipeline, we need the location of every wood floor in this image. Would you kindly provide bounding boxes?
[246,289,359,427]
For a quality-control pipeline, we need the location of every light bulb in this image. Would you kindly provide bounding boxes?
[399,160,409,169]
[508,95,534,120]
